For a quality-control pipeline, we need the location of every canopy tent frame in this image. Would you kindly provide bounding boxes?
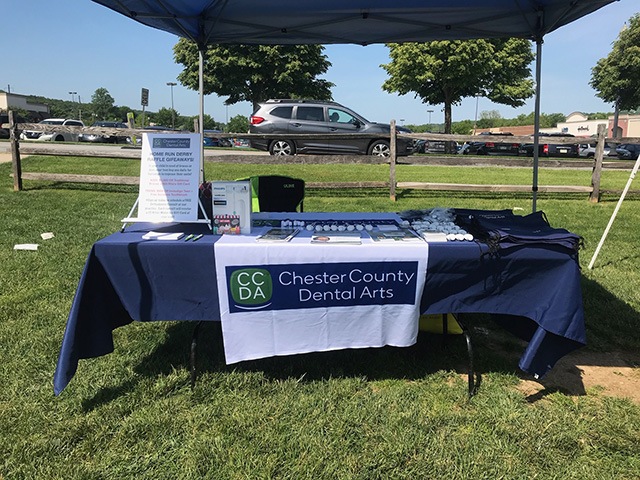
[91,0,618,209]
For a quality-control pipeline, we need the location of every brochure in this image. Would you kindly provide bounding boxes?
[142,231,185,241]
[368,228,424,242]
[311,231,362,244]
[256,228,300,242]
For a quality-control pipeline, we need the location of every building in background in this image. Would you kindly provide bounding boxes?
[0,92,49,121]
[476,111,640,138]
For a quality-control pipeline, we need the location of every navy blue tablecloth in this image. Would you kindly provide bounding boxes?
[54,220,585,395]
[422,241,585,377]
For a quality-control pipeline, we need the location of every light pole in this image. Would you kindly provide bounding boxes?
[166,82,177,128]
[473,94,480,134]
[68,91,77,103]
[427,109,434,131]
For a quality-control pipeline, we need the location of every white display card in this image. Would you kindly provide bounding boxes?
[137,133,201,222]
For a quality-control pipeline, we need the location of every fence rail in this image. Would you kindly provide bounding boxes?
[8,111,636,202]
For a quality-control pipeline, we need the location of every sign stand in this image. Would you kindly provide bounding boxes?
[121,132,212,232]
[588,153,640,269]
[121,197,212,232]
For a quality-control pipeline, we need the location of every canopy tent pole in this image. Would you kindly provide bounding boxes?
[532,38,543,213]
[199,47,205,184]
[588,155,640,270]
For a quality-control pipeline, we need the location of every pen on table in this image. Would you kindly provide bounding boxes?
[184,234,194,241]
[192,234,204,242]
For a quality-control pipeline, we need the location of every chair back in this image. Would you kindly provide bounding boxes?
[249,175,305,212]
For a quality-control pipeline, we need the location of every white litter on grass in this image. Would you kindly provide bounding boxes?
[14,244,39,251]
[41,232,55,240]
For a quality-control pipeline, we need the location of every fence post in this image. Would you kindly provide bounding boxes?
[9,111,22,192]
[389,119,397,201]
[589,123,606,203]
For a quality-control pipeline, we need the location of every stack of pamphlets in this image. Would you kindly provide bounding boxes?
[368,228,424,242]
[256,228,300,242]
[142,231,185,241]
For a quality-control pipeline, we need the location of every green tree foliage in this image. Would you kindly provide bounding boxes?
[591,13,640,111]
[91,87,115,120]
[26,95,78,119]
[452,119,474,135]
[173,40,334,110]
[153,107,179,128]
[185,113,221,132]
[112,106,132,123]
[382,40,535,136]
[226,114,249,134]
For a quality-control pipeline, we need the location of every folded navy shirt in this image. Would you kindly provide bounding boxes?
[455,209,583,253]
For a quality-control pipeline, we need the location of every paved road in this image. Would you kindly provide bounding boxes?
[0,141,632,169]
[0,143,10,163]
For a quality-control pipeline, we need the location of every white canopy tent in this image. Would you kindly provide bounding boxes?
[91,0,619,210]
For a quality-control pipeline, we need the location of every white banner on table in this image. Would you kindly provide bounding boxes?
[214,234,429,364]
[137,133,201,222]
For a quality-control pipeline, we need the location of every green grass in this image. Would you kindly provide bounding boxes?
[1,156,639,478]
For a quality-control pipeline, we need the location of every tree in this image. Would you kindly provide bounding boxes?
[381,39,535,140]
[476,109,502,129]
[91,87,115,120]
[590,14,640,112]
[226,114,249,134]
[173,40,334,110]
[153,107,179,127]
[187,113,221,132]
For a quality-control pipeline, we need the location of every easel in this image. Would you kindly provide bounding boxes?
[122,132,212,232]
[121,197,212,232]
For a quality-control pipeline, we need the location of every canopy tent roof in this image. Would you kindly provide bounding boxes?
[91,0,618,210]
[92,0,616,46]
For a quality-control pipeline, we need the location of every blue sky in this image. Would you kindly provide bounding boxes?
[3,1,637,126]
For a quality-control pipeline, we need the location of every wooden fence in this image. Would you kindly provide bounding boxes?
[7,111,636,202]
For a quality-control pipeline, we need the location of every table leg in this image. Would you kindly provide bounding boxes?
[190,321,203,389]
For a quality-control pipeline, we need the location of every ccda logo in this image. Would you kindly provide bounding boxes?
[229,268,273,308]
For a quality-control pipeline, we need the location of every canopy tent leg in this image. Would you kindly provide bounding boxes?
[588,154,640,269]
[532,38,543,213]
[199,47,205,184]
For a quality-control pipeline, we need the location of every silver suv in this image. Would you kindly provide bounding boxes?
[249,99,414,157]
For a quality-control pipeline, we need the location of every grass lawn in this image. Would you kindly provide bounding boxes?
[1,155,639,478]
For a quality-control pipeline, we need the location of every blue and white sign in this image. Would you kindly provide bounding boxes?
[226,261,419,313]
[214,234,429,364]
[137,133,201,222]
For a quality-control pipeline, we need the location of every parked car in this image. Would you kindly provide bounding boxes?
[615,143,640,160]
[249,99,414,157]
[578,142,612,158]
[518,133,579,158]
[203,129,232,147]
[413,139,427,153]
[20,118,85,142]
[78,121,131,144]
[462,132,520,156]
[419,139,459,154]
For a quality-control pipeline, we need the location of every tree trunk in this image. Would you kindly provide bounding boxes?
[444,101,453,153]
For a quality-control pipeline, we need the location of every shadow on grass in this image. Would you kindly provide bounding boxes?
[82,319,486,410]
[82,275,640,409]
[394,189,592,202]
[508,276,640,403]
[19,181,138,194]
